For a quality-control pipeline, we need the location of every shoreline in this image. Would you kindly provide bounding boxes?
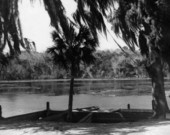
[0,78,152,83]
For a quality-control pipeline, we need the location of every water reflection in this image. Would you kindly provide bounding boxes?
[0,79,154,96]
[0,79,170,117]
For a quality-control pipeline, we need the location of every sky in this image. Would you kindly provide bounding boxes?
[19,0,126,52]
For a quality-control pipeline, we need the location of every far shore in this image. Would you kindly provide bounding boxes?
[0,77,152,83]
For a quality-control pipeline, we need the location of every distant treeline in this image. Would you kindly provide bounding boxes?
[0,47,169,80]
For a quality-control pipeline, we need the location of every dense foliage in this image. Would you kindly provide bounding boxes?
[0,48,152,80]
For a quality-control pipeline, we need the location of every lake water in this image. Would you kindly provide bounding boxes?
[1,79,170,117]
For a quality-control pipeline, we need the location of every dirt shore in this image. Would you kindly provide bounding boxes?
[0,120,170,135]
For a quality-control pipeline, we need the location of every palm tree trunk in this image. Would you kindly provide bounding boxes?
[147,58,169,119]
[67,63,75,122]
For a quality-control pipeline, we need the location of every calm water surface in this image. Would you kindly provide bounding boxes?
[1,79,170,117]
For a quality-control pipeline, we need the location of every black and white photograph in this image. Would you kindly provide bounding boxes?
[0,0,170,134]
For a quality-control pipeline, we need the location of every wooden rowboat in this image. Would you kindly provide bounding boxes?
[0,106,153,123]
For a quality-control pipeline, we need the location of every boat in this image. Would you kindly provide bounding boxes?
[0,105,153,123]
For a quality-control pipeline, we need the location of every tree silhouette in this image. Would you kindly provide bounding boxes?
[47,23,98,121]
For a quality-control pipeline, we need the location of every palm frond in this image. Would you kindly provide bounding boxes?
[47,24,98,72]
[47,45,68,69]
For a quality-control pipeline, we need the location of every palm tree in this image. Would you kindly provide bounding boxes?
[47,24,98,121]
